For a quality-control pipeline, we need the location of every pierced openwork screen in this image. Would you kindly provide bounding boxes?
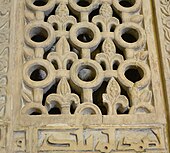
[6,0,168,152]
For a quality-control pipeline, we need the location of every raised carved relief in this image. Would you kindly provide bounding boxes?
[0,126,6,152]
[21,0,156,116]
[13,131,26,152]
[0,1,10,118]
[0,0,169,152]
[37,126,166,152]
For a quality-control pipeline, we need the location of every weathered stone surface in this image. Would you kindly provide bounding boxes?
[0,0,169,152]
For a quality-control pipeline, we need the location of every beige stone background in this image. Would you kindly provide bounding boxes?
[0,0,170,152]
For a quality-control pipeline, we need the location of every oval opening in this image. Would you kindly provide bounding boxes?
[33,0,48,6]
[77,27,94,43]
[121,28,139,43]
[77,0,92,7]
[125,66,144,83]
[30,27,48,43]
[119,0,136,8]
[30,65,47,81]
[78,65,96,82]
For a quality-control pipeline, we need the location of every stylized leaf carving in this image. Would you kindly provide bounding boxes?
[22,89,33,103]
[56,37,70,55]
[102,38,116,55]
[56,3,69,17]
[106,78,120,102]
[100,3,112,18]
[57,78,71,95]
[140,90,152,103]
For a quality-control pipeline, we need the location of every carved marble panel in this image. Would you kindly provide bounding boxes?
[0,0,170,152]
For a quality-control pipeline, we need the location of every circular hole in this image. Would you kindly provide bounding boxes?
[125,66,144,83]
[119,0,135,7]
[77,0,92,7]
[121,28,139,43]
[30,65,47,81]
[78,65,96,82]
[77,28,94,43]
[33,0,48,6]
[18,140,22,144]
[30,27,48,43]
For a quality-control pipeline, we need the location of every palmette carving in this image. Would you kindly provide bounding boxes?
[103,78,129,115]
[0,0,167,152]
[22,0,154,116]
[15,0,169,152]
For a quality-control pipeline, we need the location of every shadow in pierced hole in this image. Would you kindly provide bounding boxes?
[44,5,58,22]
[125,67,143,83]
[48,107,61,114]
[33,0,48,6]
[89,5,101,22]
[119,0,135,8]
[42,82,58,106]
[93,81,108,115]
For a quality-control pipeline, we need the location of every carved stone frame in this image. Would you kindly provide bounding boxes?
[0,0,170,152]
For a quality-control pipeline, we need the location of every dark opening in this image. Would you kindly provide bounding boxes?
[52,23,58,31]
[48,107,61,114]
[100,61,106,70]
[70,102,76,114]
[93,81,108,115]
[115,44,125,59]
[69,79,82,103]
[69,43,81,59]
[77,0,92,7]
[110,25,116,32]
[33,0,48,6]
[113,61,119,70]
[77,28,94,43]
[116,103,129,114]
[119,0,135,7]
[30,27,48,42]
[91,40,103,60]
[96,22,103,32]
[112,7,122,23]
[42,82,58,106]
[121,28,139,43]
[120,85,131,108]
[29,108,42,115]
[68,5,79,22]
[78,65,96,82]
[67,60,73,70]
[44,5,58,22]
[51,60,58,70]
[66,23,73,31]
[89,5,101,22]
[30,66,47,81]
[125,67,144,83]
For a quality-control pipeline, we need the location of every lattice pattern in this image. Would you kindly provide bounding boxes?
[21,0,154,116]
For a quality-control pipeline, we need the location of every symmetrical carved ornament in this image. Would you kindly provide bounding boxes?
[22,0,154,116]
[0,0,169,152]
